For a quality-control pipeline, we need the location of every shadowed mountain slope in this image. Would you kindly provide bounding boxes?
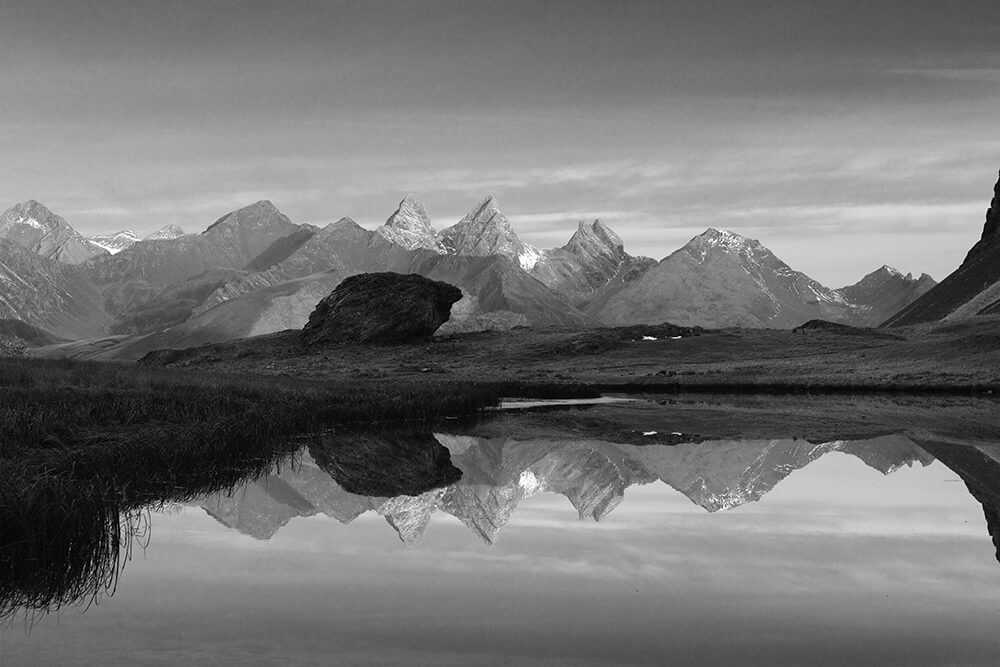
[0,239,110,339]
[884,170,1000,326]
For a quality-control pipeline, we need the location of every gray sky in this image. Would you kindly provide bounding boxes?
[1,0,998,285]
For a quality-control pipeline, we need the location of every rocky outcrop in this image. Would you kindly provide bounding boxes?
[301,272,462,345]
[438,196,541,270]
[376,195,445,252]
[0,200,107,264]
[884,170,1000,326]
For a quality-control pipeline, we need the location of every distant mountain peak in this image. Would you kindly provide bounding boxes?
[565,219,625,259]
[144,224,185,241]
[376,194,444,252]
[88,229,140,255]
[0,200,107,264]
[878,264,903,278]
[202,200,288,235]
[439,196,540,270]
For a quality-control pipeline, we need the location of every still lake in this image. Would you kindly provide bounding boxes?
[3,395,1000,666]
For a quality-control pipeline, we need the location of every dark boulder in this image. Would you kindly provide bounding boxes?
[301,272,463,345]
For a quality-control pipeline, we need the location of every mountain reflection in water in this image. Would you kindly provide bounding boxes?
[202,432,1000,550]
[3,396,1000,629]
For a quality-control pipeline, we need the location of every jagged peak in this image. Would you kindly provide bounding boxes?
[879,264,903,277]
[565,219,624,257]
[384,194,432,229]
[444,196,514,237]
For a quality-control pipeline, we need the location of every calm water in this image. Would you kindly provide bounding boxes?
[3,396,1000,666]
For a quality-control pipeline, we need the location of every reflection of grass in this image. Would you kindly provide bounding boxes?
[0,439,300,620]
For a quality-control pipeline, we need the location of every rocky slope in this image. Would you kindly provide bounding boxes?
[85,200,305,322]
[0,200,108,264]
[593,228,929,328]
[884,170,1000,326]
[439,196,541,271]
[0,239,110,339]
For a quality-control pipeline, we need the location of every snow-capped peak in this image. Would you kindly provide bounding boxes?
[879,264,903,278]
[88,229,140,255]
[699,228,757,250]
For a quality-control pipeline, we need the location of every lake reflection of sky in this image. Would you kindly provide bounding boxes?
[5,451,999,666]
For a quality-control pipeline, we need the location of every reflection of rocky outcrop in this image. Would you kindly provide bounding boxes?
[200,432,935,545]
[308,432,463,497]
[911,440,1000,564]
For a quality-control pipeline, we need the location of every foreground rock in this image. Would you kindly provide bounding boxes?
[302,272,463,345]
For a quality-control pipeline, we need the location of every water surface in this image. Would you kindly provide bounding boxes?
[3,396,1000,666]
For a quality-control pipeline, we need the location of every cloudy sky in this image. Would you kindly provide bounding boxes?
[1,0,998,284]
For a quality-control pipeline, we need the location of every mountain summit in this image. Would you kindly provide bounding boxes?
[0,200,107,264]
[438,196,540,270]
[530,219,656,305]
[376,195,444,252]
[594,228,906,328]
[89,229,139,255]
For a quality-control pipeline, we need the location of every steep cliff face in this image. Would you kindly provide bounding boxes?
[0,200,107,264]
[885,170,1000,326]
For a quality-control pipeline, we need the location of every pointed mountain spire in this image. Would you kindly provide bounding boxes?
[376,194,444,252]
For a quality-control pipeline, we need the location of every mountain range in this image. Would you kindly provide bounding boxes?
[13,172,1000,353]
